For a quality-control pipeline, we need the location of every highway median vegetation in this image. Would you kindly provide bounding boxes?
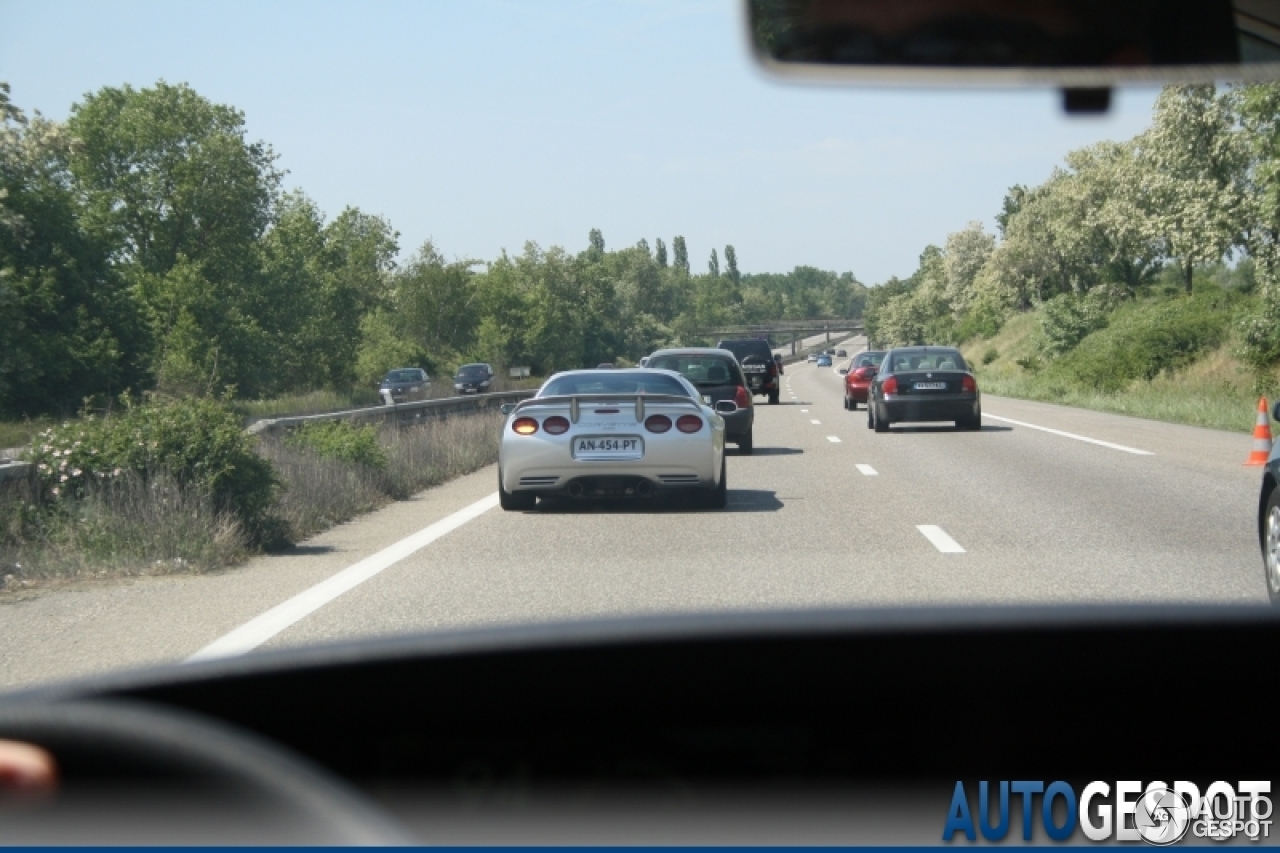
[863,85,1280,432]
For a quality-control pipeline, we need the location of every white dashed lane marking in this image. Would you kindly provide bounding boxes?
[856,464,878,476]
[917,525,965,554]
[827,436,841,443]
[810,419,821,425]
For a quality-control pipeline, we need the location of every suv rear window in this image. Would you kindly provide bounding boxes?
[648,355,741,387]
[716,339,773,364]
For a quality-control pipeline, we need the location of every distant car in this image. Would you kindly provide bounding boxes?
[379,367,430,404]
[836,349,847,357]
[497,369,732,510]
[454,363,494,394]
[867,346,980,432]
[647,348,754,453]
[807,353,819,363]
[841,350,886,410]
[1259,399,1280,604]
[716,339,780,405]
[638,357,649,367]
[816,354,832,367]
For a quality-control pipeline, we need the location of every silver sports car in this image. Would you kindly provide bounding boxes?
[498,369,734,511]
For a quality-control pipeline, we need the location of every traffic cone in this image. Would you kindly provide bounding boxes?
[1245,397,1273,466]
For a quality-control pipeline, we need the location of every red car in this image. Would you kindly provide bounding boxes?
[841,350,885,410]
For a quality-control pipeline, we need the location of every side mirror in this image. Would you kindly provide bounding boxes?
[500,403,516,416]
[837,368,848,375]
[714,400,739,415]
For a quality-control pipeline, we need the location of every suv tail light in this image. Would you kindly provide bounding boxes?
[511,417,539,435]
[767,361,777,378]
[676,414,704,433]
[734,385,750,408]
[882,376,899,394]
[961,375,977,393]
[543,416,570,435]
[645,415,672,433]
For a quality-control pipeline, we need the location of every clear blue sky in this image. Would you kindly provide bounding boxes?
[0,0,1161,283]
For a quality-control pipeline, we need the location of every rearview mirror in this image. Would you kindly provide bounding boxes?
[838,368,849,375]
[715,400,740,415]
[746,0,1277,92]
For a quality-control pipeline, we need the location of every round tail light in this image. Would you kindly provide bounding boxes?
[511,417,539,435]
[645,415,672,433]
[543,416,570,435]
[676,415,703,433]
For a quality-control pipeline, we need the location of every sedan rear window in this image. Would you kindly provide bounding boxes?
[647,355,739,386]
[853,352,885,368]
[886,350,967,372]
[384,369,425,383]
[539,372,691,397]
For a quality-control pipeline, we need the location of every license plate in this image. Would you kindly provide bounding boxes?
[914,382,947,390]
[574,436,643,459]
[742,365,766,373]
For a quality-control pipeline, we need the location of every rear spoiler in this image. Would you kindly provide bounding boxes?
[511,393,701,425]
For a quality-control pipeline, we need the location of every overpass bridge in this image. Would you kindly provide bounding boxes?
[691,318,864,354]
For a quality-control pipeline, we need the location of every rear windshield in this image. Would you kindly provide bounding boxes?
[456,366,489,378]
[716,340,772,363]
[539,372,691,397]
[853,351,885,368]
[384,369,425,383]
[647,355,740,386]
[885,350,967,372]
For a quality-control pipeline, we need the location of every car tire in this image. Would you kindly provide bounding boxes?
[872,405,889,433]
[842,395,850,410]
[1264,487,1280,604]
[702,456,727,510]
[958,410,981,431]
[738,431,753,454]
[866,405,874,430]
[498,470,536,511]
[768,389,779,405]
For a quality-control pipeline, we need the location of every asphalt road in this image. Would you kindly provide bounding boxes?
[0,343,1268,689]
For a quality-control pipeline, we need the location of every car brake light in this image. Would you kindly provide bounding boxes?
[543,416,570,435]
[512,417,539,435]
[961,375,977,393]
[645,415,672,433]
[882,376,899,394]
[734,385,750,408]
[676,414,703,433]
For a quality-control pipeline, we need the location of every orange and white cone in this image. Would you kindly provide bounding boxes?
[1245,397,1273,466]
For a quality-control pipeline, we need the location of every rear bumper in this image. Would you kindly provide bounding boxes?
[881,394,978,423]
[742,373,777,394]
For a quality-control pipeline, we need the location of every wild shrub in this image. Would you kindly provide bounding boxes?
[286,421,387,471]
[22,397,278,542]
[981,348,999,365]
[1035,290,1112,358]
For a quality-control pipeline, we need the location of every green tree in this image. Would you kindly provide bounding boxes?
[724,244,740,286]
[708,247,720,277]
[672,235,689,274]
[654,238,668,268]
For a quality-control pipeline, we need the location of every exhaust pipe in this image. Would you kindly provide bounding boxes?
[567,481,584,498]
[635,480,653,498]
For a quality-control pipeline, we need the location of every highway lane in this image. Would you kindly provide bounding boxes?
[0,359,1268,688]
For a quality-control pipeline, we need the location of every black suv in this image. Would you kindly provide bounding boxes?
[716,338,780,405]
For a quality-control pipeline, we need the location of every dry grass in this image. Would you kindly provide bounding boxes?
[259,412,502,540]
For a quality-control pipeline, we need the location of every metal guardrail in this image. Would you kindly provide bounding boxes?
[0,461,32,484]
[246,389,535,436]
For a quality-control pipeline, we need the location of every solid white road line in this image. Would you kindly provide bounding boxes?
[983,413,1153,456]
[856,464,878,476]
[810,419,821,425]
[827,436,841,443]
[187,492,500,662]
[917,525,966,553]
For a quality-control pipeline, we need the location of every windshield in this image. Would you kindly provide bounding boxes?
[648,355,740,386]
[539,371,690,397]
[1,1,1276,702]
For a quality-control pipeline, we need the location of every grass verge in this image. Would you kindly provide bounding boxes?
[1,412,502,589]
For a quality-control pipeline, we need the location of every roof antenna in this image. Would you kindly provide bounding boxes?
[1062,87,1112,115]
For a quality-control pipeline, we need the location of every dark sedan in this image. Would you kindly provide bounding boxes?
[867,346,980,432]
[379,367,431,404]
[646,348,755,453]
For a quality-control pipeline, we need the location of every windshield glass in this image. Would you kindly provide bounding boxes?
[539,371,690,397]
[648,355,739,386]
[1,1,1275,699]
